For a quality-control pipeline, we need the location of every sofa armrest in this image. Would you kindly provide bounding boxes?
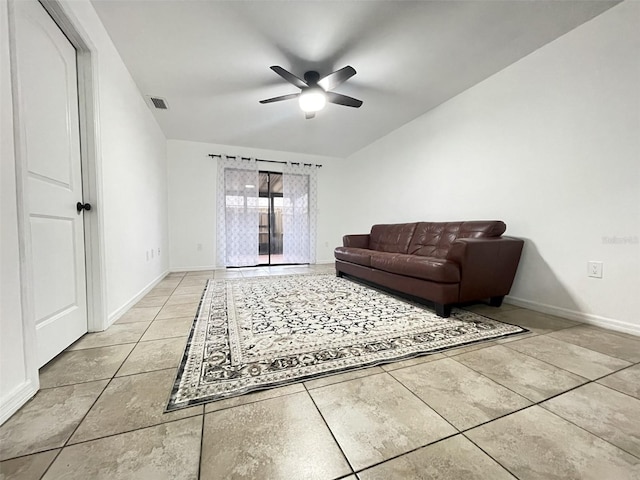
[343,234,370,249]
[446,237,524,302]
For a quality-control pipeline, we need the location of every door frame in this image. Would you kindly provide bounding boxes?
[40,0,107,334]
[8,0,107,391]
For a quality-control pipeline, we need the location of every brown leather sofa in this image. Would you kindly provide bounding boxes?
[334,221,524,317]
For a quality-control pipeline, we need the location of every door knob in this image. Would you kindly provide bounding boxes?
[76,202,92,212]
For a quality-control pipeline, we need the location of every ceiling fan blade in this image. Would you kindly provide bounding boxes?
[259,93,300,104]
[305,112,316,120]
[326,91,363,108]
[318,66,356,91]
[270,66,308,89]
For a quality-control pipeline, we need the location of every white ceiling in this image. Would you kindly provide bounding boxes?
[91,0,619,158]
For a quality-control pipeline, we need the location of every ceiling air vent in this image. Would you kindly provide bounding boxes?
[148,96,168,110]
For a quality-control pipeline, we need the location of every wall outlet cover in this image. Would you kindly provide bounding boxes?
[588,261,603,278]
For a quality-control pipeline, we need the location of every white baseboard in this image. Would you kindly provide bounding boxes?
[106,270,170,327]
[170,261,334,273]
[0,379,38,426]
[506,295,640,337]
[170,265,216,273]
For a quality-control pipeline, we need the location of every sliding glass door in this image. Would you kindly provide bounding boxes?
[217,156,316,268]
[258,172,285,265]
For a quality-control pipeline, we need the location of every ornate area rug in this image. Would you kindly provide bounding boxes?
[167,273,527,411]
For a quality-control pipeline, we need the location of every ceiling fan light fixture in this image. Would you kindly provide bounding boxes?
[260,66,362,116]
[298,88,326,113]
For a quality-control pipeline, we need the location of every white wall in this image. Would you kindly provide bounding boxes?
[167,140,346,270]
[341,1,640,334]
[1,0,168,423]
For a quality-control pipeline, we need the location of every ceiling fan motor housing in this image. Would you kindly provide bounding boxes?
[259,65,363,118]
[303,71,321,85]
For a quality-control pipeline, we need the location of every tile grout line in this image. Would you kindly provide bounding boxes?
[305,368,388,392]
[591,363,640,400]
[111,295,167,378]
[384,370,462,434]
[324,371,468,476]
[55,413,204,452]
[2,277,181,468]
[451,363,640,436]
[201,388,306,415]
[116,272,205,380]
[37,447,62,480]
[40,338,191,391]
[545,331,640,364]
[196,413,205,480]
[499,333,634,379]
[450,363,640,438]
[351,432,462,477]
[3,273,197,468]
[385,351,640,469]
[38,364,184,393]
[445,353,583,403]
[115,365,178,381]
[59,273,206,452]
[536,399,640,461]
[48,372,114,464]
[57,310,153,449]
[460,431,522,479]
[442,368,640,461]
[36,274,186,467]
[303,383,357,476]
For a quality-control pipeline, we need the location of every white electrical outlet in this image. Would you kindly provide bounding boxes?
[588,261,603,278]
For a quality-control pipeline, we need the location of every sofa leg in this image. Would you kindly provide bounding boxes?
[489,296,504,307]
[434,303,452,318]
[336,270,343,278]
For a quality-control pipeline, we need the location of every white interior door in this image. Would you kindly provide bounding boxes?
[13,0,88,367]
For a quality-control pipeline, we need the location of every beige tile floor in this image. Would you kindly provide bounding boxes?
[1,264,640,479]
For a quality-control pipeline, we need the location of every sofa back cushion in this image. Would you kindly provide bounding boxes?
[408,221,506,259]
[369,223,417,253]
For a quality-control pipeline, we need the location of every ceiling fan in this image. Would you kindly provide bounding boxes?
[259,65,363,119]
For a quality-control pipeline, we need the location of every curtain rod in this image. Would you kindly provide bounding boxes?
[208,153,322,168]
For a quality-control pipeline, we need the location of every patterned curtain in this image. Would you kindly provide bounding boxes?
[216,156,259,267]
[282,163,317,264]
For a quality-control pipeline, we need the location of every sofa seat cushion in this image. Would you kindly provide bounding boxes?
[370,252,460,283]
[334,247,372,267]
